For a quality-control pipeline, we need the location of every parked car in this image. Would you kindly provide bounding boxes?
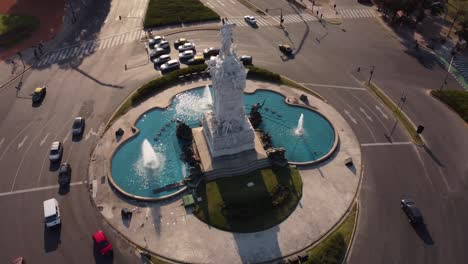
[148,38,157,49]
[150,47,170,59]
[153,54,171,66]
[187,55,205,65]
[244,15,257,26]
[279,44,293,55]
[177,42,195,52]
[11,257,25,264]
[401,199,424,224]
[174,38,188,49]
[156,40,170,50]
[153,35,165,44]
[179,50,195,60]
[32,86,47,104]
[203,47,220,58]
[58,163,71,188]
[240,55,253,65]
[160,59,180,73]
[72,117,85,136]
[49,141,63,162]
[93,230,113,255]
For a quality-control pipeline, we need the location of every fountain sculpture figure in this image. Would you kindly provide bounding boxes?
[202,23,256,157]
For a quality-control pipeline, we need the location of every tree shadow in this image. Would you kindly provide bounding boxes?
[27,0,113,71]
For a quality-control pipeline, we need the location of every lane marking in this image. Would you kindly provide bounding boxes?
[92,179,98,198]
[63,133,69,144]
[361,142,412,147]
[300,83,366,90]
[0,181,84,197]
[0,122,34,160]
[344,109,357,124]
[359,107,373,122]
[0,138,4,149]
[375,105,389,119]
[85,128,99,141]
[17,136,28,149]
[39,133,50,146]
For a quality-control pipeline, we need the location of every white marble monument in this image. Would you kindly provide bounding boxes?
[202,23,256,157]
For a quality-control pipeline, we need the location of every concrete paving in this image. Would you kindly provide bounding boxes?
[89,79,362,263]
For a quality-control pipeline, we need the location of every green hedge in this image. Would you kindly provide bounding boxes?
[246,65,282,83]
[0,14,40,47]
[144,0,220,28]
[431,89,468,122]
[309,233,346,264]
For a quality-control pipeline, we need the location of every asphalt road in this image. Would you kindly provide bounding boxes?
[0,0,467,263]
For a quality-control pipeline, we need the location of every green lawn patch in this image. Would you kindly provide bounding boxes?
[307,202,357,264]
[0,14,40,47]
[194,167,303,232]
[366,82,423,145]
[431,89,468,122]
[144,0,219,28]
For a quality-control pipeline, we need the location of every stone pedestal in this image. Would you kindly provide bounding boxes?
[202,112,255,158]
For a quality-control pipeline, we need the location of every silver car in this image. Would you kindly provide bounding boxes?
[49,141,63,162]
[160,59,180,73]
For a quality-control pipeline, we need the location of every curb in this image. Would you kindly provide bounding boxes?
[280,75,329,103]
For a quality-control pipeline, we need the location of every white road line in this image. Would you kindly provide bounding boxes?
[361,142,412,147]
[375,105,389,119]
[36,153,48,186]
[344,110,358,124]
[39,133,50,146]
[359,107,373,122]
[63,133,69,144]
[0,122,34,160]
[17,136,28,149]
[300,82,366,90]
[92,179,98,198]
[0,138,4,149]
[0,181,84,197]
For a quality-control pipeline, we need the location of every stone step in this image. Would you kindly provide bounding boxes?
[205,159,271,180]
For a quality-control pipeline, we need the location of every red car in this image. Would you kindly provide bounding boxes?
[92,230,113,255]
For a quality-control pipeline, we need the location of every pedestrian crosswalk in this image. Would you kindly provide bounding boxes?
[36,29,146,67]
[451,56,468,81]
[338,9,376,19]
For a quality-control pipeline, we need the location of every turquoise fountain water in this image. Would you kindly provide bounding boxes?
[111,86,335,198]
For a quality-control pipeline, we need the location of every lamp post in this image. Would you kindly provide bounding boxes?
[440,54,455,90]
[265,8,284,28]
[69,0,77,24]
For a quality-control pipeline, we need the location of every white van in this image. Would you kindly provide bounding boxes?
[43,198,61,228]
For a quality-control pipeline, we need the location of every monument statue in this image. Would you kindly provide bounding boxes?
[202,23,255,157]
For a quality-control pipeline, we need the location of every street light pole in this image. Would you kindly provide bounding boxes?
[440,55,455,90]
[265,8,284,28]
[368,66,375,85]
[69,0,77,24]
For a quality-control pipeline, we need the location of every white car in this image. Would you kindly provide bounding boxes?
[49,141,63,162]
[153,35,165,44]
[160,59,180,73]
[179,50,195,60]
[244,15,257,26]
[177,42,195,52]
[43,198,61,228]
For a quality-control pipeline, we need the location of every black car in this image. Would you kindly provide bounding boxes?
[72,117,85,136]
[149,47,170,60]
[203,47,220,58]
[32,86,47,104]
[239,55,253,65]
[174,38,188,49]
[58,163,71,187]
[401,199,424,224]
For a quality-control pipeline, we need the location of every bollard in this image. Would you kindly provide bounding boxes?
[357,67,361,72]
[124,64,127,71]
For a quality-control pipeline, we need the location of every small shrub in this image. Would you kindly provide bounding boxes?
[246,65,281,83]
[309,233,346,264]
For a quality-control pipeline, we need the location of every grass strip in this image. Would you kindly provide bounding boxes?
[194,167,303,233]
[144,0,220,28]
[0,14,40,47]
[236,0,266,16]
[366,82,423,145]
[307,202,357,264]
[431,89,468,122]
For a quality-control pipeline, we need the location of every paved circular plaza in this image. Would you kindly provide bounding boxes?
[89,79,361,263]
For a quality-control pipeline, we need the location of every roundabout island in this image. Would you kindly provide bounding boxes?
[89,24,362,263]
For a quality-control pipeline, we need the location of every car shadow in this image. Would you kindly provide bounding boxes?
[49,161,61,172]
[412,223,434,245]
[58,185,70,195]
[72,133,84,142]
[93,246,114,264]
[44,224,61,252]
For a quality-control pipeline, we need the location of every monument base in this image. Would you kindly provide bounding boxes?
[192,127,271,180]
